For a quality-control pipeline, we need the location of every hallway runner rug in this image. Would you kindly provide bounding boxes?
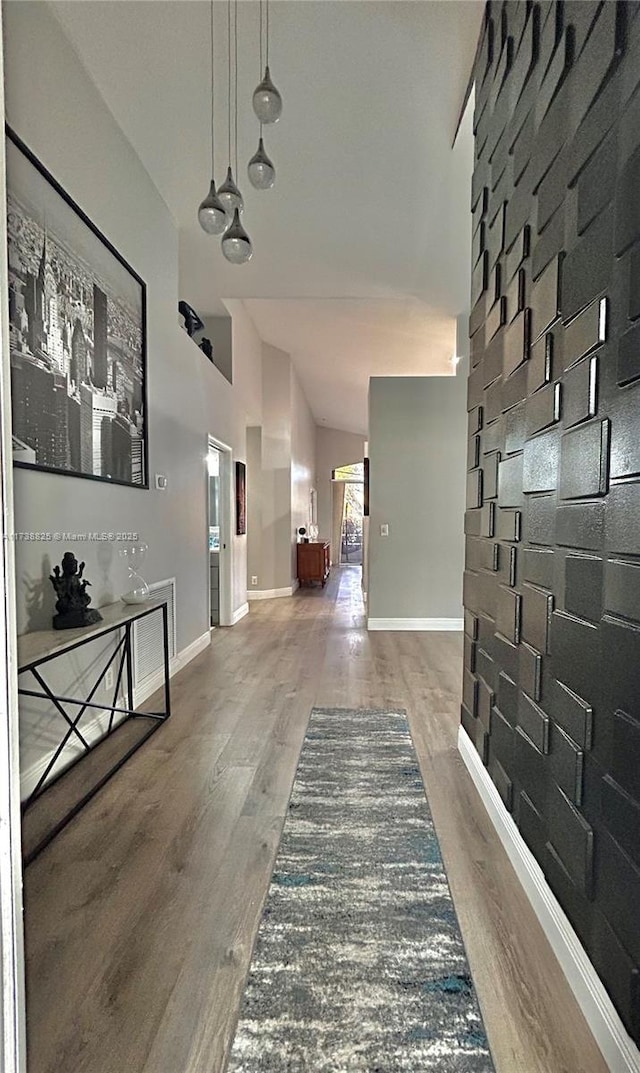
[226,707,495,1072]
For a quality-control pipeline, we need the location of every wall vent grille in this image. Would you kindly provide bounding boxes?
[132,578,176,695]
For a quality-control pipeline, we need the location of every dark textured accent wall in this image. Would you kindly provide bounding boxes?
[463,0,640,1046]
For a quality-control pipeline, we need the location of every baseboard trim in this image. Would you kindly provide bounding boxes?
[231,602,250,623]
[458,725,640,1073]
[20,629,212,800]
[174,629,211,671]
[367,617,464,631]
[134,628,211,707]
[247,584,298,601]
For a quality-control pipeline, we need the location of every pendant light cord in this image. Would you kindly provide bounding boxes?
[227,0,232,167]
[266,0,270,67]
[234,0,239,177]
[210,0,215,178]
[259,0,264,138]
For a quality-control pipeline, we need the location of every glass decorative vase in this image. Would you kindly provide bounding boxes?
[119,542,150,605]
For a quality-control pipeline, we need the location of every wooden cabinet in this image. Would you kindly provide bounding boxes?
[297,542,330,587]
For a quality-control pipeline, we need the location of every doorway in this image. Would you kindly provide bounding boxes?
[341,482,364,564]
[332,462,364,566]
[207,438,232,628]
[208,446,221,626]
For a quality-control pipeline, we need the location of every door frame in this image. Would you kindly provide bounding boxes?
[207,436,233,627]
[0,2,27,1063]
[332,477,365,566]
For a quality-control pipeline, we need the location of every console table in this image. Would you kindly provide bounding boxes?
[18,599,171,864]
[297,541,330,587]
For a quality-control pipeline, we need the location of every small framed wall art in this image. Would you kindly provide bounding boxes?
[235,460,247,535]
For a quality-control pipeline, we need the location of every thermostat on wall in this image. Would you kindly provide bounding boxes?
[155,474,168,490]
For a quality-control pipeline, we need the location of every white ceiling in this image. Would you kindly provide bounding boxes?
[51,0,482,435]
[245,297,456,433]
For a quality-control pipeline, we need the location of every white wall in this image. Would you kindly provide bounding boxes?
[290,367,316,576]
[4,3,266,778]
[367,372,467,626]
[247,346,316,594]
[246,426,262,592]
[198,314,232,384]
[315,426,366,544]
[259,344,292,591]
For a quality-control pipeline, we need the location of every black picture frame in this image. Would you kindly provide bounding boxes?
[235,461,246,535]
[6,126,149,488]
[363,457,370,517]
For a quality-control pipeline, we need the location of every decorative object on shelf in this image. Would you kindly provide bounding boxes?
[252,0,282,124]
[199,337,214,361]
[248,136,275,190]
[235,460,247,535]
[198,0,228,236]
[50,552,103,630]
[178,300,205,337]
[119,541,151,604]
[297,526,309,544]
[6,128,148,489]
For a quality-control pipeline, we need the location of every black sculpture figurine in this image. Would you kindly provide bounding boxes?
[199,337,214,361]
[178,300,205,338]
[50,552,103,630]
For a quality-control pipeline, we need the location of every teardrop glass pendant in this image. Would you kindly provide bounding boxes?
[221,208,253,264]
[217,165,244,217]
[252,65,282,124]
[198,179,228,234]
[248,137,276,190]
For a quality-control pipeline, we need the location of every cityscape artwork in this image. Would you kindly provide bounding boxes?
[6,130,147,487]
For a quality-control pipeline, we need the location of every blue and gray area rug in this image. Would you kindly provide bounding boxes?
[227,707,495,1072]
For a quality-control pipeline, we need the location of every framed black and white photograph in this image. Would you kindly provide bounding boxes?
[6,128,148,487]
[235,461,246,536]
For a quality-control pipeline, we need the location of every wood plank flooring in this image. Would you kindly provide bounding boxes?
[23,566,610,1073]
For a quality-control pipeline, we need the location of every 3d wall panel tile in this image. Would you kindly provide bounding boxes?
[463,0,640,1044]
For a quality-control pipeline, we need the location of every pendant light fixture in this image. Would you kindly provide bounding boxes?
[248,1,276,190]
[222,0,252,263]
[218,0,244,219]
[198,0,227,235]
[221,207,253,263]
[252,0,282,123]
[248,136,275,189]
[218,165,243,217]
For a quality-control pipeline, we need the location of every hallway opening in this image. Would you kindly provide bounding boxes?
[332,461,364,566]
